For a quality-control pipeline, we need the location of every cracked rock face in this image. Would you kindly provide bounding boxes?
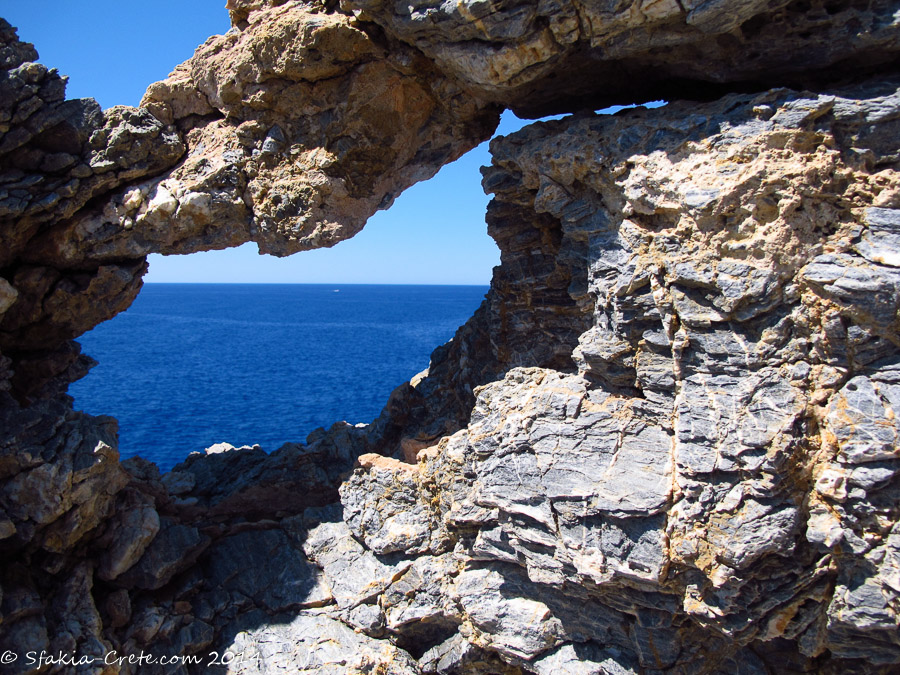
[461,81,900,667]
[312,81,900,672]
[1,1,900,674]
[344,0,900,117]
[0,17,184,401]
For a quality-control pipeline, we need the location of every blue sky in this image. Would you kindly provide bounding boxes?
[5,2,656,285]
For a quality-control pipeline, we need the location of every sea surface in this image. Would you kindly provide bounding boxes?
[70,283,488,472]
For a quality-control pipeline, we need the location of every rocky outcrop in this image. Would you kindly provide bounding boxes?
[27,3,499,265]
[345,0,900,117]
[1,2,499,401]
[1,1,900,673]
[0,17,184,401]
[309,82,900,672]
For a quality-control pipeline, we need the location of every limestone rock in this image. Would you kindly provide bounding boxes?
[221,612,420,674]
[96,489,161,581]
[382,554,461,645]
[170,439,352,519]
[344,0,900,117]
[855,207,900,267]
[458,79,900,665]
[160,469,195,495]
[0,21,184,268]
[530,642,640,675]
[419,633,524,675]
[1,4,498,402]
[116,517,210,590]
[27,2,499,268]
[0,21,185,398]
[323,78,900,671]
[201,528,333,615]
[3,2,900,673]
[0,261,147,353]
[47,562,112,669]
[340,453,448,555]
[301,504,406,609]
[0,397,128,554]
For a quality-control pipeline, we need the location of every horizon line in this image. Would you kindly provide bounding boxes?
[142,281,491,286]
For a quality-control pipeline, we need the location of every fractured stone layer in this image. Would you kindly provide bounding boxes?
[1,1,899,673]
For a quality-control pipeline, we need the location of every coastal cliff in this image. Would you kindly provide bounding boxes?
[2,1,900,673]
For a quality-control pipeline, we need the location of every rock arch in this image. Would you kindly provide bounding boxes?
[2,1,900,672]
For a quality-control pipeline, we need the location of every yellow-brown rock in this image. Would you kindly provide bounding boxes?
[28,2,499,266]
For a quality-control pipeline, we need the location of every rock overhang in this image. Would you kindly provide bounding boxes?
[342,0,900,118]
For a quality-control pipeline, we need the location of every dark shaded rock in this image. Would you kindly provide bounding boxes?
[204,528,331,613]
[116,517,209,591]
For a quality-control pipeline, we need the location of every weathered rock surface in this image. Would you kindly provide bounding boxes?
[441,81,900,668]
[0,18,184,268]
[2,1,900,674]
[27,2,499,266]
[313,80,900,672]
[0,16,183,400]
[0,2,499,404]
[345,0,900,117]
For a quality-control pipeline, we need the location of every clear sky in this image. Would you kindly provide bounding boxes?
[4,2,656,285]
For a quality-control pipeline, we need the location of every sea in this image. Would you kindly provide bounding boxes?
[69,283,488,472]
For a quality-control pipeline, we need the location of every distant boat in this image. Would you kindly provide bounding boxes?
[333,289,340,292]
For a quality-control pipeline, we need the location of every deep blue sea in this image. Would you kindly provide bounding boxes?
[70,284,487,472]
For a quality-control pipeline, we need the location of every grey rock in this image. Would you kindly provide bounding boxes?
[456,565,567,660]
[4,8,900,674]
[531,642,640,675]
[826,558,900,663]
[0,402,129,555]
[171,441,348,519]
[345,603,384,637]
[382,554,460,635]
[344,0,900,117]
[824,376,900,464]
[856,208,900,267]
[97,489,160,581]
[340,454,447,556]
[300,505,406,609]
[418,632,521,675]
[161,470,195,495]
[105,588,131,629]
[47,562,110,668]
[222,612,419,674]
[556,512,669,586]
[471,369,671,518]
[206,528,331,613]
[419,633,478,674]
[171,619,214,656]
[801,253,900,327]
[125,605,167,644]
[117,517,209,590]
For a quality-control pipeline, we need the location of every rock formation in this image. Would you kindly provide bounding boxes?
[2,0,900,673]
[344,0,900,116]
